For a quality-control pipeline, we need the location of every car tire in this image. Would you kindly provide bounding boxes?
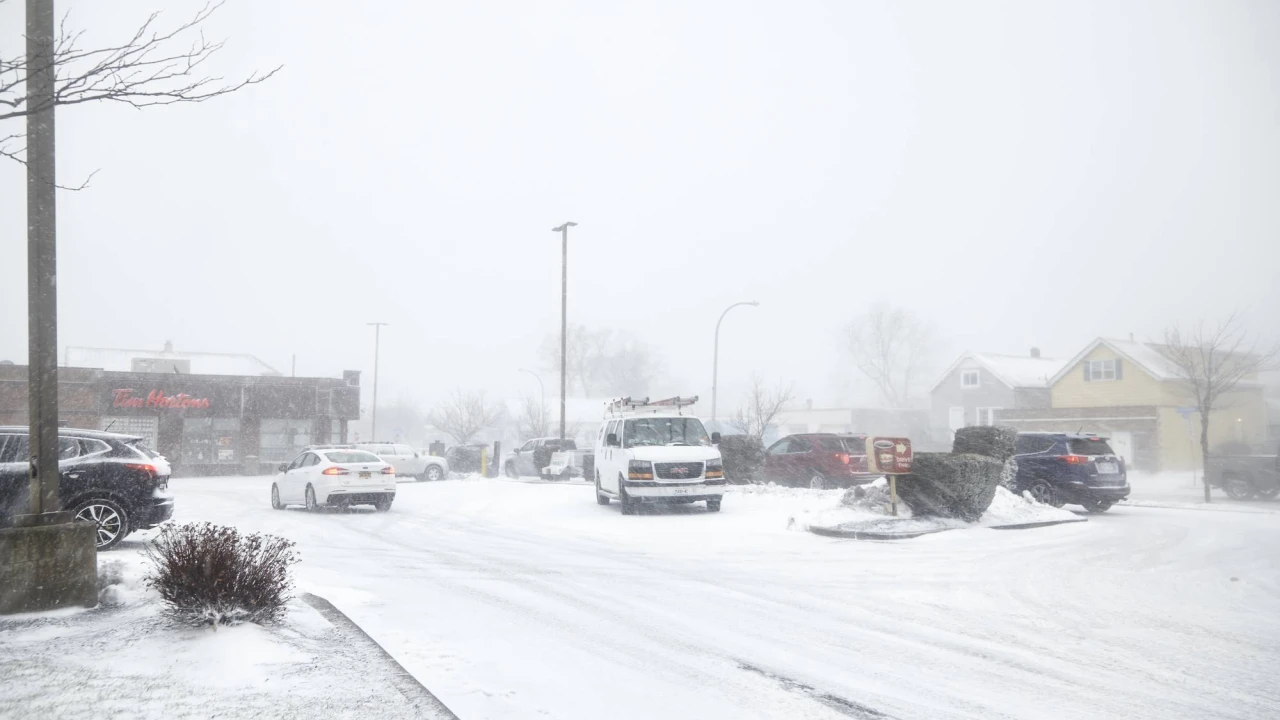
[374,498,393,512]
[424,465,444,482]
[506,462,520,479]
[72,497,129,550]
[1080,498,1113,513]
[1026,480,1061,507]
[305,484,319,512]
[619,474,637,515]
[1222,475,1257,501]
[809,473,827,490]
[596,472,610,505]
[706,498,722,512]
[271,483,284,510]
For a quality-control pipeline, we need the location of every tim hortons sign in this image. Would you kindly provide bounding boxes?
[112,388,211,410]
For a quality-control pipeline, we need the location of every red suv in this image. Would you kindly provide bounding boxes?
[762,433,880,489]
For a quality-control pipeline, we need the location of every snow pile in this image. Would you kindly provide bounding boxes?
[983,487,1079,525]
[799,485,1078,535]
[97,556,154,607]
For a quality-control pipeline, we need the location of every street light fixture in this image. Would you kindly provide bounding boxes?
[551,222,577,441]
[367,322,388,441]
[518,368,547,432]
[711,300,760,423]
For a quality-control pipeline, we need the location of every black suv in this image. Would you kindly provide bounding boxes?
[0,427,174,549]
[1013,432,1130,512]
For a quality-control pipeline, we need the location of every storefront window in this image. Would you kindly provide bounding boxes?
[182,418,241,465]
[99,416,159,454]
[260,419,314,463]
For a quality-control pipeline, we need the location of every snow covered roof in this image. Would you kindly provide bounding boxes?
[930,352,1067,392]
[65,345,281,377]
[1048,338,1180,385]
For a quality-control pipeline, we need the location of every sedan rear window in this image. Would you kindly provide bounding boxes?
[1069,438,1115,456]
[324,451,381,463]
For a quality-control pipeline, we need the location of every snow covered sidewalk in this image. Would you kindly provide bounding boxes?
[0,552,454,720]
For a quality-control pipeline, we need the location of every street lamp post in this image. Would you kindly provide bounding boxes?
[551,222,577,441]
[711,300,760,423]
[518,368,546,432]
[367,322,388,441]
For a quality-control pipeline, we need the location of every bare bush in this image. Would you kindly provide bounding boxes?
[730,374,794,441]
[145,522,298,628]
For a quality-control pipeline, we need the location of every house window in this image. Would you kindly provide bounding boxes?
[975,407,1002,426]
[1085,359,1118,382]
[961,370,980,388]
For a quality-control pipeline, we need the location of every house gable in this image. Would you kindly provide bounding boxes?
[1051,341,1165,409]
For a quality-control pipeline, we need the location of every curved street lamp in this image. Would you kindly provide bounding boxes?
[711,300,759,423]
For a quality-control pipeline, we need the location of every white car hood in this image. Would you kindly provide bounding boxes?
[626,445,720,463]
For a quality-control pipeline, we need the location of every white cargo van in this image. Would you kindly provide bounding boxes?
[593,396,726,515]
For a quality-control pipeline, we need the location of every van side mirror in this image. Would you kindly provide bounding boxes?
[607,433,618,447]
[711,432,721,445]
[277,463,288,473]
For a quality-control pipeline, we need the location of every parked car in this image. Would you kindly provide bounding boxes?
[1012,432,1130,512]
[762,433,879,489]
[356,442,448,481]
[505,437,586,480]
[272,448,396,512]
[1206,443,1279,500]
[593,397,726,514]
[0,426,174,549]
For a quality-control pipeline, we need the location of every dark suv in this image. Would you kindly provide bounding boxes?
[1013,432,1129,512]
[763,433,880,489]
[0,427,175,549]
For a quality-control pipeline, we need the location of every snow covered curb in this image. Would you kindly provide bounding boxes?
[792,481,1084,540]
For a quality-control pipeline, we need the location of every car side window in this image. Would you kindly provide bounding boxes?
[786,437,810,454]
[79,438,111,456]
[0,434,27,463]
[305,453,322,467]
[57,437,81,460]
[766,439,790,456]
[287,454,305,471]
[521,440,536,452]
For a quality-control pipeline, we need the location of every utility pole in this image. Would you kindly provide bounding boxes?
[27,0,59,516]
[551,222,577,441]
[368,323,388,441]
[710,300,760,423]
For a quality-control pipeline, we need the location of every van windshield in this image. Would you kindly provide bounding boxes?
[624,418,711,448]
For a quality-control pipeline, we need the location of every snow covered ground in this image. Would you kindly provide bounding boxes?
[0,552,435,719]
[7,474,1278,719]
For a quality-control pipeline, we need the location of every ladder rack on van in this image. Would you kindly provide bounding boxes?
[605,395,699,417]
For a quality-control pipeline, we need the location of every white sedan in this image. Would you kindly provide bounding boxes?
[271,448,397,512]
[357,442,449,481]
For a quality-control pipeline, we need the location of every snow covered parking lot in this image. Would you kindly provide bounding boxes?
[43,476,1280,719]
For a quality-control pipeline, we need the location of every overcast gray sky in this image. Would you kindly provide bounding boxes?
[2,0,1278,410]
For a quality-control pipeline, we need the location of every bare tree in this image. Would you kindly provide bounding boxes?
[426,389,504,445]
[845,302,932,408]
[1158,315,1278,502]
[540,325,663,397]
[730,374,795,441]
[0,0,279,185]
[514,393,550,440]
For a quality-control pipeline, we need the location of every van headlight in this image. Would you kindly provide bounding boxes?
[705,459,724,479]
[628,460,653,480]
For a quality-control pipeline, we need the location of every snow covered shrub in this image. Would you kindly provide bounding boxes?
[145,522,298,628]
[951,425,1018,461]
[897,452,1003,522]
[718,435,765,484]
[840,479,895,514]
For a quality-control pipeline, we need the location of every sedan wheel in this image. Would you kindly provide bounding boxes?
[506,462,520,479]
[809,474,827,490]
[271,483,284,510]
[425,465,444,482]
[1222,476,1257,501]
[73,499,128,550]
[305,485,319,511]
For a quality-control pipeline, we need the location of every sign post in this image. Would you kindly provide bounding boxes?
[865,437,913,516]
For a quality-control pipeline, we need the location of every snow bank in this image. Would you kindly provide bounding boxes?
[800,485,1077,536]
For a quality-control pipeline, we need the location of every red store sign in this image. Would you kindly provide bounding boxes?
[112,389,211,410]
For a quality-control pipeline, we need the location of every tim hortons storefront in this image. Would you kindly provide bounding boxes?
[0,365,361,477]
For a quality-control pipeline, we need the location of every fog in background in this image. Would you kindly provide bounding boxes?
[2,0,1278,413]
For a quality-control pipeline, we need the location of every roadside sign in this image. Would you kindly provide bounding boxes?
[865,437,912,517]
[1176,406,1198,418]
[865,437,913,474]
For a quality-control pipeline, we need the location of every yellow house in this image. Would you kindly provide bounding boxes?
[998,338,1267,471]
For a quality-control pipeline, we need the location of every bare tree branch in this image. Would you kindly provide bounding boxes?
[1156,313,1279,502]
[427,389,503,445]
[540,325,663,397]
[0,0,279,182]
[729,374,795,441]
[845,302,933,408]
[515,393,550,440]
